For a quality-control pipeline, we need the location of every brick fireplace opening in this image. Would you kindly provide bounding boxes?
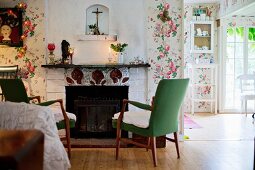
[66,86,128,139]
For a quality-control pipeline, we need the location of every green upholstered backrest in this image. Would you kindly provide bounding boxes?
[0,79,30,103]
[149,79,189,136]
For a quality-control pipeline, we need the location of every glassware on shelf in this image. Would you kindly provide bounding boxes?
[47,43,55,64]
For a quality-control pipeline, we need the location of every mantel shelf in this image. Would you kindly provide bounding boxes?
[41,63,150,69]
[76,34,117,41]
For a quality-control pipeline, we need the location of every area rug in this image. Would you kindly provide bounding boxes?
[184,114,202,129]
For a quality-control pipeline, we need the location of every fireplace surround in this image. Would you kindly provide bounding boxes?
[43,64,150,145]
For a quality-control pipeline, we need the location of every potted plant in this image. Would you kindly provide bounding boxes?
[88,24,96,35]
[110,43,128,63]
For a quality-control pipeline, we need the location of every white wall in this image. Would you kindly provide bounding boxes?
[47,0,146,64]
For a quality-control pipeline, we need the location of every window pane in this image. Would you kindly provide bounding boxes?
[235,59,244,76]
[226,58,234,74]
[248,59,255,74]
[236,27,244,42]
[235,43,244,59]
[226,43,235,59]
[248,27,255,43]
[248,43,255,58]
[227,27,235,42]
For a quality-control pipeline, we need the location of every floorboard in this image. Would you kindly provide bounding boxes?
[69,113,255,170]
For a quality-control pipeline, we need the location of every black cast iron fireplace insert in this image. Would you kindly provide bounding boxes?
[66,86,128,138]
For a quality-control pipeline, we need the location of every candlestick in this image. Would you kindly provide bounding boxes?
[68,47,74,64]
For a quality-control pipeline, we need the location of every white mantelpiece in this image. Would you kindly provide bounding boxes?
[76,34,117,41]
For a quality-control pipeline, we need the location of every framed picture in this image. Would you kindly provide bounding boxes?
[0,8,23,47]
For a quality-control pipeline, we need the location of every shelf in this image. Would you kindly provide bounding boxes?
[187,64,217,68]
[41,63,150,69]
[191,84,216,86]
[192,99,216,102]
[190,21,214,24]
[191,50,213,54]
[194,35,211,38]
[76,34,117,41]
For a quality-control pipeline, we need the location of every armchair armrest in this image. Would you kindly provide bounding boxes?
[28,96,41,103]
[128,100,152,111]
[37,99,70,127]
[116,99,152,130]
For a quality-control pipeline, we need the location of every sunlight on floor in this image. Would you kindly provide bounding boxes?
[184,113,255,140]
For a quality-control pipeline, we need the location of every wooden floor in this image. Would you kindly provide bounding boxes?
[69,113,255,170]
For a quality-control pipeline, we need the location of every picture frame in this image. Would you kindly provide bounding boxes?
[0,8,23,47]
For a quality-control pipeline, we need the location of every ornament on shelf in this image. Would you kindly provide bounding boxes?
[61,40,70,64]
[47,43,55,64]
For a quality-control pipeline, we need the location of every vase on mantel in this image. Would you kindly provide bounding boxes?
[117,52,124,64]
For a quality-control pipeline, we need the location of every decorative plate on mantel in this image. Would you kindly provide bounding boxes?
[76,34,117,41]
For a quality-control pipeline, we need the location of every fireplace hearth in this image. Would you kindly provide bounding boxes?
[66,86,128,138]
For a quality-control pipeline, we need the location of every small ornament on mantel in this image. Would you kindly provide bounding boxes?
[47,43,55,64]
[61,40,70,64]
[110,43,128,64]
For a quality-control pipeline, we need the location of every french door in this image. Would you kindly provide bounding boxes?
[221,26,255,112]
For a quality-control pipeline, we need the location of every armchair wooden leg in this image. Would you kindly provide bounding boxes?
[151,137,157,167]
[59,99,71,159]
[174,132,180,159]
[116,128,121,160]
[146,137,151,151]
[66,126,71,159]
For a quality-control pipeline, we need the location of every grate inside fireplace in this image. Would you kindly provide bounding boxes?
[74,98,121,138]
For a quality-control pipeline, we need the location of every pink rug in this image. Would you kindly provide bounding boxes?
[184,114,202,129]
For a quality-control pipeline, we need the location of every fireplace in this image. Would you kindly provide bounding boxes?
[66,86,128,138]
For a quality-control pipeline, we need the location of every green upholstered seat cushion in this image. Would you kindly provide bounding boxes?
[56,119,76,129]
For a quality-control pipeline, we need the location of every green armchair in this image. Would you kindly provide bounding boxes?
[0,78,74,158]
[112,79,189,167]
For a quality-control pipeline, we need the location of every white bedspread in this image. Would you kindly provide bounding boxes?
[0,102,71,170]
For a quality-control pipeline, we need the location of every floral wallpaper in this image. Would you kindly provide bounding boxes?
[0,0,46,99]
[146,0,182,98]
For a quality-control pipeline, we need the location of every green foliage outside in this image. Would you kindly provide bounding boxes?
[227,27,255,50]
[227,27,255,42]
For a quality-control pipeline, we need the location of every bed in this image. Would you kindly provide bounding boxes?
[0,101,71,170]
